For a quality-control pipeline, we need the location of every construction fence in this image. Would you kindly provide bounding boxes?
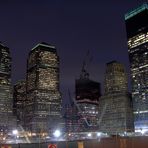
[1,136,148,148]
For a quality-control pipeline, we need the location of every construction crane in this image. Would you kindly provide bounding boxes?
[80,50,93,79]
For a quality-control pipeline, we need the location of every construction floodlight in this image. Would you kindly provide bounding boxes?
[12,130,18,135]
[53,130,61,138]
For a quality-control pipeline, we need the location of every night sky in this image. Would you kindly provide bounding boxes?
[0,0,146,103]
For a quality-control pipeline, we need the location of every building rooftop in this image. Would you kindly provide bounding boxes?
[106,60,118,65]
[0,42,9,48]
[31,42,55,51]
[125,3,148,20]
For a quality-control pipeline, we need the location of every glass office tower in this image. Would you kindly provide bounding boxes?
[0,42,16,134]
[125,3,148,131]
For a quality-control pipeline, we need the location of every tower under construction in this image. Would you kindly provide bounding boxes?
[75,52,101,132]
[65,52,101,133]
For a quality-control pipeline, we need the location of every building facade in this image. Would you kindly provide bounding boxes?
[0,42,16,135]
[13,80,26,125]
[125,3,148,131]
[98,61,134,134]
[25,42,61,134]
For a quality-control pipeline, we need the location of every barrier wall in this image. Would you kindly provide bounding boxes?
[1,136,148,148]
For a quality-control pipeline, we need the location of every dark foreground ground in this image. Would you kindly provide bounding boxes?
[1,136,148,148]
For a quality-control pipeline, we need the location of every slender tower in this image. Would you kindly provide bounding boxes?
[25,42,61,134]
[125,3,148,131]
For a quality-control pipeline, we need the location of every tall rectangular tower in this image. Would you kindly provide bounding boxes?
[99,61,134,134]
[0,42,16,133]
[125,3,148,131]
[25,42,61,133]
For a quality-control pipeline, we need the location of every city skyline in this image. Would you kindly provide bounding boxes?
[0,1,147,146]
[0,0,146,99]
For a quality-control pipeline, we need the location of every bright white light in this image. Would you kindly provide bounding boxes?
[88,133,92,137]
[140,129,147,135]
[141,130,145,134]
[46,136,50,139]
[97,132,101,137]
[53,130,61,138]
[135,128,148,135]
[12,130,18,135]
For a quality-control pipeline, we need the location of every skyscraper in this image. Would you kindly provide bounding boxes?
[125,3,148,131]
[0,42,16,133]
[25,42,61,134]
[13,80,26,125]
[98,61,134,134]
[104,62,128,94]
